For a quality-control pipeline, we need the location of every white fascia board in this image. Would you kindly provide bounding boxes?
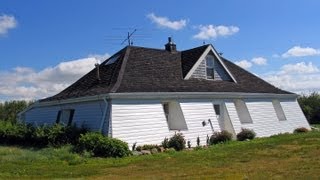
[184,45,237,83]
[208,45,237,83]
[32,94,111,108]
[31,92,297,108]
[108,92,298,100]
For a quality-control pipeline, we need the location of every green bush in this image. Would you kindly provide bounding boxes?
[293,127,309,133]
[136,144,160,152]
[161,137,169,149]
[75,132,131,158]
[209,130,233,145]
[236,128,256,141]
[0,121,86,147]
[168,133,186,151]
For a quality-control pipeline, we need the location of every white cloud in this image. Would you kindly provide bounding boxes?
[0,14,17,36]
[0,53,109,101]
[193,25,239,40]
[235,60,252,69]
[88,53,110,62]
[251,57,267,65]
[263,62,320,93]
[279,62,319,74]
[147,13,186,30]
[282,46,320,58]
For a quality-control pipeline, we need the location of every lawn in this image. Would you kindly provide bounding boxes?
[0,131,320,179]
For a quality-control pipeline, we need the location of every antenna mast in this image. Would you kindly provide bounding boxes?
[121,29,137,46]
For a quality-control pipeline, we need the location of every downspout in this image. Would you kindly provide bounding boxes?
[99,97,109,134]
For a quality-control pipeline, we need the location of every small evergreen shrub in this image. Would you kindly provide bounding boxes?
[196,136,200,147]
[209,130,233,145]
[75,132,131,158]
[236,128,256,141]
[293,127,309,133]
[168,133,186,151]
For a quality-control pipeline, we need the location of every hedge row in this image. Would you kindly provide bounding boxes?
[0,121,86,147]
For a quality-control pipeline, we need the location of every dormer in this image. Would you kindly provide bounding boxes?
[184,45,237,83]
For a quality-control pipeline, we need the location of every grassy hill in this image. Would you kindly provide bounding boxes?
[0,130,319,179]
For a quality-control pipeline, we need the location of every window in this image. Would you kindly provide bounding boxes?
[234,99,253,124]
[162,102,188,130]
[206,56,214,79]
[105,55,120,65]
[272,100,287,121]
[56,109,75,126]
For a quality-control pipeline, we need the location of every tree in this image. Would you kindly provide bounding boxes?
[0,100,33,123]
[298,92,320,124]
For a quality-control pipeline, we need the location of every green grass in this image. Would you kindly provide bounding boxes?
[1,131,320,179]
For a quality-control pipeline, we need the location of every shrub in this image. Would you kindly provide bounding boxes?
[236,128,256,141]
[161,137,169,149]
[0,121,86,147]
[209,130,233,145]
[293,127,309,133]
[75,132,131,158]
[168,133,186,151]
[196,136,200,147]
[136,144,160,152]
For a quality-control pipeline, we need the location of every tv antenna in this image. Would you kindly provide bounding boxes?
[121,29,137,46]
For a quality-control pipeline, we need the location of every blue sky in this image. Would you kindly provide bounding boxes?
[1,0,320,101]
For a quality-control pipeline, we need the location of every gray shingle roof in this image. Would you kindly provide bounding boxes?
[41,45,292,102]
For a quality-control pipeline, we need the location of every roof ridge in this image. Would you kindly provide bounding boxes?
[110,46,131,93]
[182,44,210,53]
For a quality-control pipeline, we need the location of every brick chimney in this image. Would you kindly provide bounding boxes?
[165,37,176,52]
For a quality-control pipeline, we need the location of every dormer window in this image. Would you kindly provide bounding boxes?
[206,55,214,79]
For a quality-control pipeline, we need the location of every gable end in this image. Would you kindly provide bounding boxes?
[184,45,237,83]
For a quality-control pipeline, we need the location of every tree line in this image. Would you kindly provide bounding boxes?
[0,92,319,124]
[0,100,33,123]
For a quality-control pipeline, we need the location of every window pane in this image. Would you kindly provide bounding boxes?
[206,68,214,79]
[206,57,213,67]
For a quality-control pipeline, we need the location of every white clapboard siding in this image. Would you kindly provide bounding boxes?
[280,100,310,131]
[112,102,170,148]
[225,102,242,134]
[243,101,282,137]
[25,100,107,132]
[226,99,310,137]
[25,106,60,126]
[180,102,220,146]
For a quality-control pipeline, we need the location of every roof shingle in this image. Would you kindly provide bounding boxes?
[41,45,292,102]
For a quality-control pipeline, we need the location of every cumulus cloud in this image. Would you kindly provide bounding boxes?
[263,62,320,93]
[282,46,320,58]
[235,60,252,69]
[279,62,319,74]
[251,57,267,65]
[0,14,17,36]
[193,25,239,40]
[88,53,110,62]
[0,53,109,101]
[147,13,187,30]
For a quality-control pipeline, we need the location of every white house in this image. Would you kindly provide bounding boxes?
[19,38,310,148]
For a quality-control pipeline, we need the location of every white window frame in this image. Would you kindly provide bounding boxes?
[206,55,215,80]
